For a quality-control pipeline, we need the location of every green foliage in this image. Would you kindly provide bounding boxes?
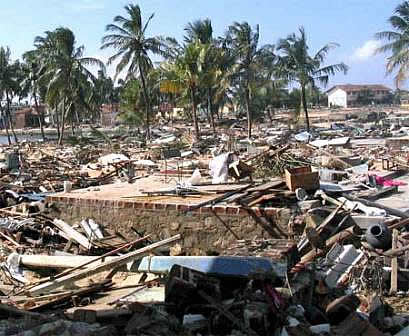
[376,1,409,88]
[0,4,355,142]
[26,27,104,144]
[225,22,276,137]
[276,27,348,130]
[119,79,144,125]
[0,46,23,143]
[102,4,170,139]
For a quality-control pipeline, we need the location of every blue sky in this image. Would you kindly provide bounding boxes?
[0,0,404,89]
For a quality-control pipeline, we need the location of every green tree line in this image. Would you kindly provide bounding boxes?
[1,1,407,144]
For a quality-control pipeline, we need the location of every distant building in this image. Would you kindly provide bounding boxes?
[327,84,392,108]
[13,106,46,129]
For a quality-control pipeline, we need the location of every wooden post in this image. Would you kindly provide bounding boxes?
[28,234,181,296]
[389,229,399,295]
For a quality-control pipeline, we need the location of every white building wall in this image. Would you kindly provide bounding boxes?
[328,89,347,108]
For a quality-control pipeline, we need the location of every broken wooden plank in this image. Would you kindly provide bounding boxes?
[28,280,113,312]
[246,180,284,193]
[22,236,151,291]
[0,230,21,247]
[20,255,119,269]
[185,184,253,213]
[389,229,399,295]
[53,219,91,249]
[80,219,104,241]
[28,235,181,296]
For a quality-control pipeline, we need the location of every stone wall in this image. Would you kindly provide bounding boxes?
[49,197,292,255]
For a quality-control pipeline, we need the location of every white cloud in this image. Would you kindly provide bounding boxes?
[352,40,381,61]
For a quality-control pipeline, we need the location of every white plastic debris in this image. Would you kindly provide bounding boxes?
[4,253,27,284]
[209,153,231,184]
[187,168,202,186]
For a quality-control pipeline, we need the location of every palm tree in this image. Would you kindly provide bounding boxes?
[184,19,213,44]
[276,27,348,132]
[21,54,47,140]
[376,1,409,88]
[31,27,104,144]
[226,22,274,138]
[168,41,208,140]
[120,69,161,128]
[252,79,287,122]
[0,47,21,144]
[101,4,166,140]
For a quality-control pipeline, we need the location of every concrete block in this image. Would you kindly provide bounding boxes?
[325,244,364,288]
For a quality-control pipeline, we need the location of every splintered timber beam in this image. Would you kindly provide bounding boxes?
[389,229,399,295]
[28,234,181,296]
[53,219,91,249]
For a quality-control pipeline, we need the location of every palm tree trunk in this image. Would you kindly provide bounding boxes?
[6,91,18,143]
[266,107,273,123]
[75,109,82,137]
[301,84,310,132]
[190,87,200,140]
[245,87,252,138]
[58,99,66,146]
[207,88,216,135]
[33,93,45,141]
[54,108,61,141]
[138,65,151,141]
[0,107,11,145]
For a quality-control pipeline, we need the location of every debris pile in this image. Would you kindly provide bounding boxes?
[0,119,407,334]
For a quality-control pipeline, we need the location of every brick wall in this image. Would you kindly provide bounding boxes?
[49,196,292,255]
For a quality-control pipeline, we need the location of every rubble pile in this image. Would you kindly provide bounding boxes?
[0,120,406,334]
